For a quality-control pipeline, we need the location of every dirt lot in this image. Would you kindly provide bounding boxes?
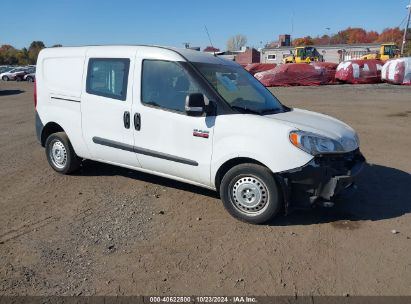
[0,81,410,296]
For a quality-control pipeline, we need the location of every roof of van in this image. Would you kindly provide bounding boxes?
[39,45,238,66]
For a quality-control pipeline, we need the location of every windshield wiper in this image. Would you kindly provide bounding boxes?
[230,106,262,115]
[260,108,283,115]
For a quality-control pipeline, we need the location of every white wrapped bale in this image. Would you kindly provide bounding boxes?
[381,58,411,85]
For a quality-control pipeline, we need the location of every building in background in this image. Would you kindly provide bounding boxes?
[261,43,381,64]
[235,48,261,65]
[278,34,291,47]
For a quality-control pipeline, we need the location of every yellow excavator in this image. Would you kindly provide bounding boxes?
[283,46,324,64]
[360,43,400,61]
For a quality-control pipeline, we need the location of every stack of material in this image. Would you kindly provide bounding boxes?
[381,58,411,85]
[244,63,277,75]
[310,62,338,84]
[335,59,383,84]
[254,63,328,87]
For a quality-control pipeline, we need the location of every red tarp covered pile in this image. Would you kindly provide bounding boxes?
[381,58,411,85]
[335,59,383,84]
[254,63,334,87]
[310,62,338,84]
[244,63,277,75]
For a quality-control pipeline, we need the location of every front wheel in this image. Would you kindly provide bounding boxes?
[2,76,9,81]
[220,163,282,224]
[45,132,81,174]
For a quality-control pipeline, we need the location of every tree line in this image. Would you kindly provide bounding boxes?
[287,27,410,52]
[0,41,62,65]
[2,28,410,65]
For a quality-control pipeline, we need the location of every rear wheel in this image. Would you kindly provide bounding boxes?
[45,132,81,174]
[26,76,34,82]
[220,163,282,224]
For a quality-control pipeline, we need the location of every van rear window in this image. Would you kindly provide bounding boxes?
[86,58,130,101]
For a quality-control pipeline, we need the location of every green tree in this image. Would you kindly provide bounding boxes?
[28,41,45,64]
[16,47,30,65]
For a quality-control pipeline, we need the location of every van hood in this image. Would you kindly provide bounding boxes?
[266,108,359,151]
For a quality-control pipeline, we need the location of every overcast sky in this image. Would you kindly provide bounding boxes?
[1,0,410,49]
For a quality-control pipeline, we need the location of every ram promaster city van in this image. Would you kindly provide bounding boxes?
[35,46,365,224]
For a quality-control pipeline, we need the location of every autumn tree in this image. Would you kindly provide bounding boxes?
[292,36,314,46]
[291,27,407,46]
[377,27,403,45]
[226,34,247,51]
[312,35,331,45]
[0,45,18,65]
[366,31,379,43]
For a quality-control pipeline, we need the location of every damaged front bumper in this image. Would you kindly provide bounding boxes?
[280,149,366,210]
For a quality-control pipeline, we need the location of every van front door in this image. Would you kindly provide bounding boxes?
[132,59,214,187]
[81,51,140,168]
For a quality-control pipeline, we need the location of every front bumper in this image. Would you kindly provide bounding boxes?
[280,149,366,209]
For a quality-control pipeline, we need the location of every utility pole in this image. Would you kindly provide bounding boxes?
[326,27,331,45]
[401,0,411,55]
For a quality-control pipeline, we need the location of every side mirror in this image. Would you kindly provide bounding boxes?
[185,93,206,116]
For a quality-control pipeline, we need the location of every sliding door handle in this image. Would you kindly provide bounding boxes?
[123,111,130,129]
[134,113,141,131]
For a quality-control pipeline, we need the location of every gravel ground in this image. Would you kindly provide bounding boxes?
[0,81,410,296]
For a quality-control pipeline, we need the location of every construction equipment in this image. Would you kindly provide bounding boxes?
[282,46,324,64]
[360,43,400,61]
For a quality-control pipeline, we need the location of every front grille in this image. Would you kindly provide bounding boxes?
[314,149,363,174]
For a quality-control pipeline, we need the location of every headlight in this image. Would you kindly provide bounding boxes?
[289,131,345,155]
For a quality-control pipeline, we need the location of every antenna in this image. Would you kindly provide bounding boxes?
[204,25,217,56]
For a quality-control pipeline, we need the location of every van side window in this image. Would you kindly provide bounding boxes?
[141,60,201,113]
[86,58,130,101]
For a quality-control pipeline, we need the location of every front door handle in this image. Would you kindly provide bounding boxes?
[123,111,130,129]
[134,113,141,131]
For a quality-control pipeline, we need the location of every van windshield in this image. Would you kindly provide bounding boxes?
[193,62,286,115]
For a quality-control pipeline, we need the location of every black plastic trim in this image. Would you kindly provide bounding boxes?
[35,111,43,144]
[280,149,366,207]
[50,96,80,103]
[92,136,198,166]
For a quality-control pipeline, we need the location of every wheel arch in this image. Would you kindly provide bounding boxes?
[41,122,65,147]
[214,157,269,192]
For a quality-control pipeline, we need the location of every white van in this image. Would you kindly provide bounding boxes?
[35,45,365,224]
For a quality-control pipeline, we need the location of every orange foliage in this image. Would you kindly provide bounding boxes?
[376,27,403,45]
[366,31,379,43]
[292,36,314,46]
[292,27,403,46]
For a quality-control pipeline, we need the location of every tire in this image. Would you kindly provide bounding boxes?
[220,163,282,224]
[26,76,34,82]
[2,76,9,81]
[45,132,81,174]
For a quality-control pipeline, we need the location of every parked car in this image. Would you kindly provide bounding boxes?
[24,73,36,82]
[15,67,36,81]
[35,46,365,224]
[0,66,13,74]
[1,67,27,81]
[15,71,29,81]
